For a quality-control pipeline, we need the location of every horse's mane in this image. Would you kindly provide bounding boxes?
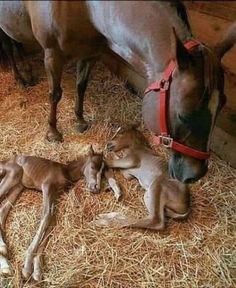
[169,1,191,32]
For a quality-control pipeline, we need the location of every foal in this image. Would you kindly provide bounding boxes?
[0,146,106,281]
[98,126,190,231]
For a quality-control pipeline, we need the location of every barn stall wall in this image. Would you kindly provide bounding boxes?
[101,1,236,168]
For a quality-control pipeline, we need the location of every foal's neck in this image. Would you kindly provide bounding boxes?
[65,156,87,182]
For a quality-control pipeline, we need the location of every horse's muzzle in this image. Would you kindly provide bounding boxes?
[169,155,208,183]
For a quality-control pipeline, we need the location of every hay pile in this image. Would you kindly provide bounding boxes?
[0,58,235,288]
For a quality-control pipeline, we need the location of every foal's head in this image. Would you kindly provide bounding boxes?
[83,146,104,193]
[106,125,147,152]
[143,32,226,183]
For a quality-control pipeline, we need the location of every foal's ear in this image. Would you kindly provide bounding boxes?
[171,28,191,70]
[88,145,95,156]
[130,123,139,130]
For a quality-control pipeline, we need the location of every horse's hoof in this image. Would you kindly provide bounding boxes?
[26,76,37,87]
[45,130,63,143]
[76,122,89,133]
[16,77,27,88]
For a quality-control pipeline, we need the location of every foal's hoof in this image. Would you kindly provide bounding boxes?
[46,129,63,143]
[0,244,7,256]
[0,255,13,276]
[32,270,42,282]
[22,267,33,280]
[0,267,13,277]
[76,122,89,133]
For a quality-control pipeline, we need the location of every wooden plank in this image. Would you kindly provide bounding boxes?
[187,10,236,110]
[211,127,236,168]
[186,1,236,22]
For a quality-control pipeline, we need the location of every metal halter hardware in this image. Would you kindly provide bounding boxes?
[145,39,210,160]
[158,135,173,148]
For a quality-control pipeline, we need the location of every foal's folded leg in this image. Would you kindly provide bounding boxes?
[104,169,122,201]
[106,154,139,169]
[124,180,165,230]
[97,180,166,231]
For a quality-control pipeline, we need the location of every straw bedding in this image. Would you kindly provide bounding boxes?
[0,57,235,288]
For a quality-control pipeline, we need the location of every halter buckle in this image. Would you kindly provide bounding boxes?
[159,135,173,148]
[160,79,170,91]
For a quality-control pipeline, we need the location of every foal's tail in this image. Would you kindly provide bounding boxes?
[215,22,236,59]
[0,29,14,69]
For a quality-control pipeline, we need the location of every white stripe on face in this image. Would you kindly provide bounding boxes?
[207,89,220,150]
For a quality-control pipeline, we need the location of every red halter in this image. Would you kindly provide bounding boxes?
[145,39,210,160]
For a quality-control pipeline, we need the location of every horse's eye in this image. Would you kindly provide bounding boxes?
[178,114,192,125]
[178,113,196,132]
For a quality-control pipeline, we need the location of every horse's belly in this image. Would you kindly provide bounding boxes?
[59,38,104,60]
[0,1,35,43]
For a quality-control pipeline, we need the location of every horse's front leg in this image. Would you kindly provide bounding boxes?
[75,58,95,133]
[44,48,64,142]
[22,182,56,281]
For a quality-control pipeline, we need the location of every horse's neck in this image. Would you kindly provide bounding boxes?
[90,1,191,82]
[65,156,86,182]
[138,3,192,81]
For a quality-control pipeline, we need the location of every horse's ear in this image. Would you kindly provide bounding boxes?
[171,28,191,70]
[88,145,94,156]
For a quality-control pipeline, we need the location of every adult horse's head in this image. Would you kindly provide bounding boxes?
[143,31,226,183]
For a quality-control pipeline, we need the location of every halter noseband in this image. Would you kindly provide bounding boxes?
[145,39,210,160]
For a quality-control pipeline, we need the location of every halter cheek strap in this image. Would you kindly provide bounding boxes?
[145,39,210,160]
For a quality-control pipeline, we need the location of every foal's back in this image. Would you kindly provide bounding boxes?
[15,156,67,190]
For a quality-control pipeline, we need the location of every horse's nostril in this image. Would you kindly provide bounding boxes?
[183,177,195,184]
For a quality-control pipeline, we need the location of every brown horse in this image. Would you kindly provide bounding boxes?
[0,1,227,183]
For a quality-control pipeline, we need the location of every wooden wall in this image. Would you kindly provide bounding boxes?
[186,1,236,110]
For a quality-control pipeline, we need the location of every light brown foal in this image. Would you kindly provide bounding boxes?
[97,126,190,231]
[0,146,109,281]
